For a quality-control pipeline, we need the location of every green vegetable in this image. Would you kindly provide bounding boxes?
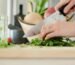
[0,39,14,48]
[30,0,48,16]
[30,37,75,47]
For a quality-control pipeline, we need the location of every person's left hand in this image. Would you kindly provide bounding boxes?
[40,21,75,40]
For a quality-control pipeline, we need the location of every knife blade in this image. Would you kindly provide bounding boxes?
[23,11,66,38]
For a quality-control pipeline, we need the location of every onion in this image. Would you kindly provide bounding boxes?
[24,13,43,25]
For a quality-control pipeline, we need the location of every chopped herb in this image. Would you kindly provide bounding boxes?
[30,37,75,47]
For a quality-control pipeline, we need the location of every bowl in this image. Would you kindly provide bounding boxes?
[18,17,40,42]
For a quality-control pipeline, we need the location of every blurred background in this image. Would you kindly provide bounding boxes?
[0,0,59,44]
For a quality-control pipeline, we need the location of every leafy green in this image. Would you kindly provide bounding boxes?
[0,39,14,48]
[30,37,75,47]
[30,0,48,16]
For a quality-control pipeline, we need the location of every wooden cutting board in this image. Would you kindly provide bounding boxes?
[0,47,75,58]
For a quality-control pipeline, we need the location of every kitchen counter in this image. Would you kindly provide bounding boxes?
[0,47,75,58]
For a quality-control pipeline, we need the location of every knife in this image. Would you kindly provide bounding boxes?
[24,4,75,38]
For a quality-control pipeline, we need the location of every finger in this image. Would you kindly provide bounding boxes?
[64,1,74,13]
[40,24,54,39]
[45,32,56,40]
[40,25,47,38]
[68,8,75,13]
[40,25,46,35]
[43,26,54,39]
[55,1,67,10]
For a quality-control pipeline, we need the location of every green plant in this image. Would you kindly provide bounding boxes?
[30,37,75,47]
[0,39,14,48]
[30,0,48,16]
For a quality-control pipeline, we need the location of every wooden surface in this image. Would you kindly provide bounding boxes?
[0,47,75,58]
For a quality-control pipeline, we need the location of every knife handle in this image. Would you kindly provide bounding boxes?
[59,3,75,16]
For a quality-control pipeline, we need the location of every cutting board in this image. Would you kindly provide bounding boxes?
[0,47,75,58]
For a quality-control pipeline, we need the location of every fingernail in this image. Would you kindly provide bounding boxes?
[64,9,68,13]
[45,37,48,40]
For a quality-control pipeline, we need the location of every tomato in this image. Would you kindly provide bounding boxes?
[8,37,12,43]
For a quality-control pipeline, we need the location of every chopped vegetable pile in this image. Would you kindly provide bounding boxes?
[30,37,75,47]
[0,37,75,48]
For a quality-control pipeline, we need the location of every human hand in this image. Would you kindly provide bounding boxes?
[55,0,75,13]
[40,21,75,40]
[44,0,75,18]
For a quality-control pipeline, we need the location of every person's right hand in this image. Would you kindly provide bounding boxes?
[55,0,75,13]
